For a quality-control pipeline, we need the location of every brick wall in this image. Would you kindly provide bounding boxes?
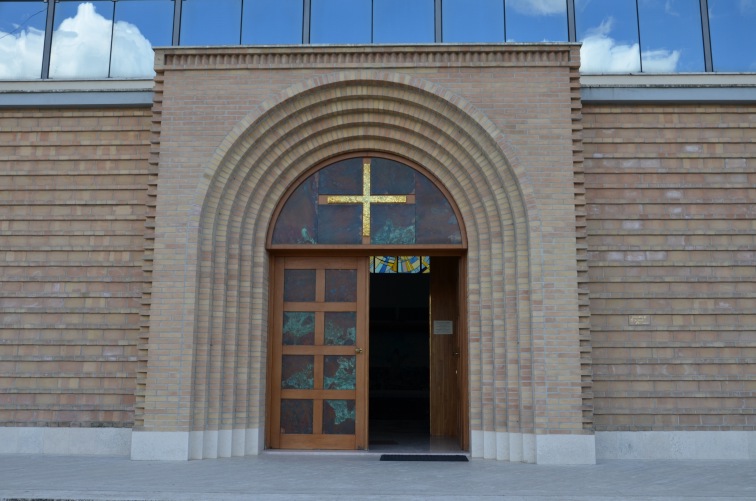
[584,104,756,431]
[0,108,151,428]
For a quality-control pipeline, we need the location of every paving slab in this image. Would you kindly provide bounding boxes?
[1,453,755,500]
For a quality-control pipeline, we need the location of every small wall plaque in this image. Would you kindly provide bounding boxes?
[629,315,650,326]
[433,320,453,335]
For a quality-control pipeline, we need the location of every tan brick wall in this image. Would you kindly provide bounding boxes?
[0,108,150,427]
[141,45,587,450]
[584,104,756,431]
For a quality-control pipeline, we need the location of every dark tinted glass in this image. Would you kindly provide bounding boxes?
[709,0,756,72]
[576,0,640,73]
[0,1,47,79]
[505,0,568,42]
[318,205,363,244]
[271,157,461,246]
[280,399,313,434]
[374,0,434,44]
[284,269,316,302]
[50,1,114,78]
[310,0,371,44]
[370,158,415,195]
[324,312,357,345]
[282,312,316,345]
[638,0,704,72]
[281,355,314,389]
[319,158,363,194]
[371,204,416,245]
[443,0,504,43]
[323,399,355,434]
[272,177,318,245]
[180,0,242,45]
[111,0,173,78]
[242,0,303,44]
[325,269,358,302]
[323,356,356,390]
[415,175,461,244]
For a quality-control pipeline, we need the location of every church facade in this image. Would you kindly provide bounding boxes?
[1,40,755,463]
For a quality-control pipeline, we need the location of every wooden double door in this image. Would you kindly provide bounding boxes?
[269,255,466,451]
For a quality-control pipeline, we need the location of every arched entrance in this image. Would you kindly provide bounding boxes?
[266,155,468,451]
[134,66,581,462]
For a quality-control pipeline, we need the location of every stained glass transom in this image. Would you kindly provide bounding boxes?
[370,256,430,274]
[272,157,462,246]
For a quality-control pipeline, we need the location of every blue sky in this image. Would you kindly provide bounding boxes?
[1,0,754,79]
[708,0,756,71]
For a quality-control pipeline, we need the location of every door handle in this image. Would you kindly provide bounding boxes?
[355,347,363,354]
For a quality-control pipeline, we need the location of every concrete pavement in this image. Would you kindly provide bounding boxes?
[1,452,756,500]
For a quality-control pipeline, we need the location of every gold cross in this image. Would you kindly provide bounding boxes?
[324,160,409,238]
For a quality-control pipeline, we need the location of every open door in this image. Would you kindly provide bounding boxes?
[368,267,430,446]
[270,256,368,449]
[429,257,466,448]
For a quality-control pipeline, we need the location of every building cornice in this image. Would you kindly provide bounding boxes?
[0,79,154,108]
[154,43,581,71]
[2,66,756,108]
[581,73,756,103]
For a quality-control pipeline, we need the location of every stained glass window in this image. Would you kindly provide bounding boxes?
[322,399,356,434]
[271,157,462,246]
[370,256,430,274]
[280,399,313,434]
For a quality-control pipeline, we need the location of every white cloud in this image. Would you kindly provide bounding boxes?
[110,21,155,78]
[641,48,681,72]
[0,2,154,80]
[0,26,45,79]
[508,0,566,16]
[580,18,679,73]
[49,3,113,78]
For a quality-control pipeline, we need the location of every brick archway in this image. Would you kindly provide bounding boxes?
[186,71,536,459]
[136,47,590,463]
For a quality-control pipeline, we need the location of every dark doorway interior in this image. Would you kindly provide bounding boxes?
[368,273,430,449]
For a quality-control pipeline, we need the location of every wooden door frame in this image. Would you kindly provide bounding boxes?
[265,251,469,451]
[457,256,470,452]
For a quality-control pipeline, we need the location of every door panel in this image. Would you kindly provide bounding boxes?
[429,257,460,436]
[271,256,368,449]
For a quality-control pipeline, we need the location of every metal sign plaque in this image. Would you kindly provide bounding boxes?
[629,315,650,326]
[433,320,453,335]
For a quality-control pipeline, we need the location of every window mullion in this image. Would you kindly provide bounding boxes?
[41,0,56,79]
[172,0,183,45]
[567,0,576,42]
[699,0,713,72]
[303,0,311,44]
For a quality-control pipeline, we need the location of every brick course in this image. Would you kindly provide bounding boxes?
[584,104,756,431]
[0,108,150,428]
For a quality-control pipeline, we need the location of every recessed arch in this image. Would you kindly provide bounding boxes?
[184,69,544,460]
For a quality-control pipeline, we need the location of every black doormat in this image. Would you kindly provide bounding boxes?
[380,454,469,462]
